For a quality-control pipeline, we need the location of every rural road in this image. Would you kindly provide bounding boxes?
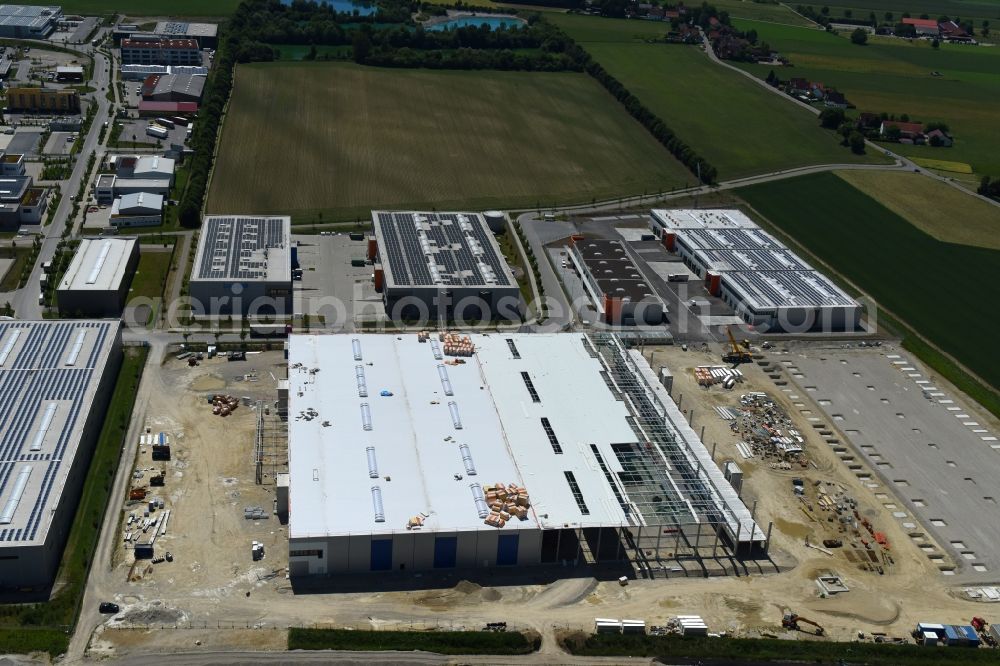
[697,29,1000,209]
[110,650,660,665]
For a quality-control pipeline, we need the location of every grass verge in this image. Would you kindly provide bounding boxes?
[288,627,540,654]
[0,246,32,292]
[562,632,1000,664]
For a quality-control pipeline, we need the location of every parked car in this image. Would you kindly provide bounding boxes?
[98,602,119,614]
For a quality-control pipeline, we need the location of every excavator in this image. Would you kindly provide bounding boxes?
[782,610,825,636]
[722,326,753,365]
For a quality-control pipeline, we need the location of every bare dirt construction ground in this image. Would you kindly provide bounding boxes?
[85,342,986,660]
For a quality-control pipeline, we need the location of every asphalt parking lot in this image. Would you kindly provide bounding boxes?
[292,233,384,330]
[781,343,1000,582]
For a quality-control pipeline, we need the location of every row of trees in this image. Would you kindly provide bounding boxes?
[977,177,1000,201]
[559,33,717,183]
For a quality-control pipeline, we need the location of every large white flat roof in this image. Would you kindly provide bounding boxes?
[651,208,758,232]
[58,237,136,293]
[0,321,119,547]
[287,333,640,539]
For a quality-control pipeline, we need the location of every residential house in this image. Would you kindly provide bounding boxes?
[856,112,881,130]
[823,90,848,109]
[880,120,925,144]
[926,128,953,147]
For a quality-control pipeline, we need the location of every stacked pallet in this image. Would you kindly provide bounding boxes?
[440,333,475,357]
[483,482,530,528]
[417,331,431,343]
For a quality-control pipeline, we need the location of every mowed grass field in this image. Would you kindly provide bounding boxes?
[817,0,999,25]
[63,0,237,15]
[738,172,1000,392]
[730,20,1000,176]
[835,171,1000,250]
[709,0,816,26]
[550,14,886,179]
[207,62,694,221]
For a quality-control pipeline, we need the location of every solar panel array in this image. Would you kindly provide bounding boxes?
[0,321,114,543]
[698,248,810,273]
[677,227,780,252]
[373,212,514,288]
[196,216,287,281]
[726,270,856,309]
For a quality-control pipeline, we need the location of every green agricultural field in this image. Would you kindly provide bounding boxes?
[816,0,999,26]
[62,0,238,15]
[550,13,886,179]
[836,170,1000,249]
[738,171,1000,392]
[710,0,816,26]
[730,20,1000,176]
[207,62,693,222]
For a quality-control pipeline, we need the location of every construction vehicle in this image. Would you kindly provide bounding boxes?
[972,617,997,646]
[783,610,825,636]
[722,327,752,365]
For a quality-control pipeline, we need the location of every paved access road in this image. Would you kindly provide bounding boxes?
[10,35,113,319]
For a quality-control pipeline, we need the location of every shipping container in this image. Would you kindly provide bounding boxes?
[348,232,364,241]
[350,258,367,267]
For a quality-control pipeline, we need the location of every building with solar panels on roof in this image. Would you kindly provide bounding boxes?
[189,215,292,316]
[56,237,140,317]
[369,211,520,322]
[0,5,62,39]
[0,320,122,588]
[650,209,861,332]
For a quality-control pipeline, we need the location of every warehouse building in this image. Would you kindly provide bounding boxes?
[189,215,292,316]
[110,192,162,228]
[0,320,122,588]
[140,73,204,102]
[650,209,860,332]
[94,156,174,205]
[286,332,765,576]
[121,37,201,66]
[369,211,520,322]
[570,237,664,326]
[0,176,48,231]
[56,237,140,317]
[154,20,218,48]
[5,87,79,113]
[55,65,83,82]
[0,4,61,39]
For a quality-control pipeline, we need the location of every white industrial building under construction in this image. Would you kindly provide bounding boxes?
[56,237,140,317]
[650,209,860,332]
[285,332,765,577]
[0,320,122,587]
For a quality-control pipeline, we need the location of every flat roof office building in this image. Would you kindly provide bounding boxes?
[650,209,860,332]
[369,211,520,322]
[56,237,140,316]
[286,333,764,577]
[189,215,292,316]
[0,320,122,587]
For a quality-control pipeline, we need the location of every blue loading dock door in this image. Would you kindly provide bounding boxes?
[370,539,392,571]
[497,534,519,566]
[434,536,457,568]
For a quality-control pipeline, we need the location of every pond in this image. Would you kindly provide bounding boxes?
[280,0,377,16]
[427,16,527,31]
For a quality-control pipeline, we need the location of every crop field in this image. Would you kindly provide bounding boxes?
[550,14,885,179]
[835,170,1000,249]
[62,0,238,15]
[730,20,1000,176]
[207,62,692,221]
[738,171,1000,392]
[709,0,816,26]
[910,157,973,173]
[817,0,999,25]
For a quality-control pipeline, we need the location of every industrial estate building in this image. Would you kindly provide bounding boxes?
[369,211,519,322]
[286,332,764,576]
[0,320,122,587]
[110,192,163,228]
[189,215,292,316]
[650,209,860,332]
[570,238,664,326]
[0,175,48,230]
[5,87,79,113]
[94,155,175,204]
[56,238,140,316]
[140,73,205,102]
[0,4,61,39]
[121,37,201,66]
[153,21,218,48]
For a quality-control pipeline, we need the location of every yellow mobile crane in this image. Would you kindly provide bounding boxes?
[722,327,752,365]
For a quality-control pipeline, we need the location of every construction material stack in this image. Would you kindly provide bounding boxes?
[441,332,475,357]
[483,482,530,528]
